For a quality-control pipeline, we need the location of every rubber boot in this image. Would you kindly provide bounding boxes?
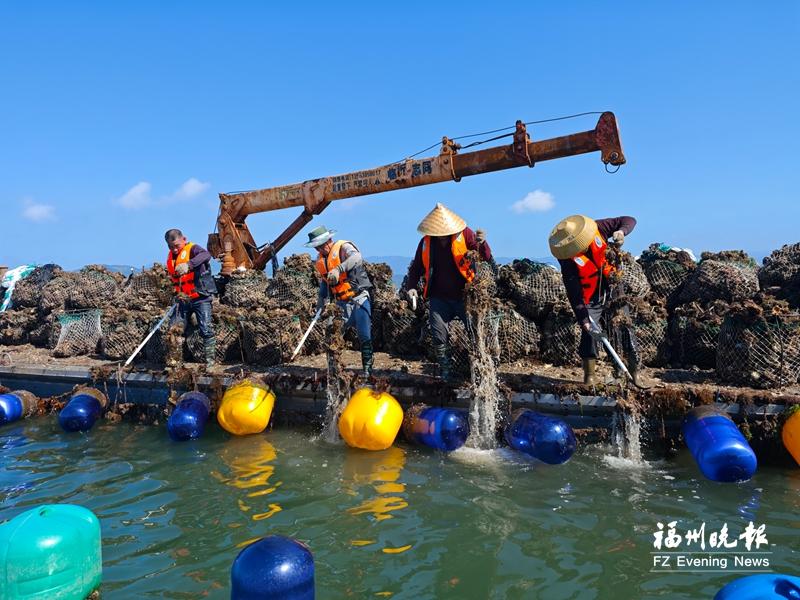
[360,340,374,378]
[629,366,652,389]
[433,343,452,382]
[582,358,597,385]
[203,338,216,368]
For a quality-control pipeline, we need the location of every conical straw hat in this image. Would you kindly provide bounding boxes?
[417,203,467,237]
[548,215,598,260]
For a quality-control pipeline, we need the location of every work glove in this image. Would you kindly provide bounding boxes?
[326,266,341,285]
[611,230,625,246]
[174,263,190,276]
[475,229,486,244]
[406,288,418,311]
[583,320,605,342]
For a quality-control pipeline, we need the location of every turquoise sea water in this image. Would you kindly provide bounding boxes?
[0,419,798,599]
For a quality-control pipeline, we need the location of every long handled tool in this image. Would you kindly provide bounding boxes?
[291,308,322,361]
[124,303,177,367]
[588,316,648,390]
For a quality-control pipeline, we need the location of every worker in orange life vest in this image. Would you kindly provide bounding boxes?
[305,225,374,377]
[403,203,492,382]
[165,228,218,367]
[548,215,646,387]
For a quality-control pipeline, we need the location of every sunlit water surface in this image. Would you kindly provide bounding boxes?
[1,419,798,599]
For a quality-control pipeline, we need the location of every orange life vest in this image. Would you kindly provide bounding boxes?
[420,231,475,298]
[166,242,200,299]
[316,240,357,301]
[572,230,616,304]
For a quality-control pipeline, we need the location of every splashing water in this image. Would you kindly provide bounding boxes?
[464,263,504,450]
[611,407,645,464]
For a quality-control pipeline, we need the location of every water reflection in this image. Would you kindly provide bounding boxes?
[0,425,28,450]
[212,437,282,521]
[737,487,762,522]
[343,446,408,522]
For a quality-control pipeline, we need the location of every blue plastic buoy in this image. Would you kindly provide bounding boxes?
[231,535,314,599]
[504,409,576,464]
[0,391,37,426]
[403,405,469,451]
[714,574,800,599]
[167,391,211,441]
[682,406,757,482]
[58,388,108,433]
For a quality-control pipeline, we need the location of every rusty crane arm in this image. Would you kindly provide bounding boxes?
[209,111,625,275]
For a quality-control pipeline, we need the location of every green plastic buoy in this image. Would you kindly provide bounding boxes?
[0,504,102,599]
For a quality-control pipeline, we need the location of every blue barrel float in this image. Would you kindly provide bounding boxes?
[58,387,108,433]
[0,504,102,599]
[231,535,314,600]
[682,405,757,482]
[167,391,210,441]
[0,390,37,426]
[402,404,470,451]
[505,409,576,464]
[714,574,800,599]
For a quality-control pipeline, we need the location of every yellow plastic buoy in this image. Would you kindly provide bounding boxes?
[782,409,800,467]
[217,379,275,436]
[338,388,403,451]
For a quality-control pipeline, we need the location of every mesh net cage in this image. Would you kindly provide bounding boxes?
[123,264,173,309]
[759,242,800,309]
[39,273,79,314]
[222,269,268,308]
[474,261,498,298]
[10,264,62,308]
[638,243,696,303]
[496,305,540,363]
[717,302,800,389]
[69,265,123,309]
[0,308,39,345]
[605,248,651,298]
[27,313,60,349]
[144,318,183,366]
[421,314,478,377]
[605,293,670,368]
[363,261,398,352]
[382,298,422,357]
[668,300,729,369]
[678,251,759,305]
[186,317,242,364]
[240,311,303,366]
[497,259,567,323]
[540,303,581,365]
[53,309,102,357]
[264,254,318,311]
[100,310,158,361]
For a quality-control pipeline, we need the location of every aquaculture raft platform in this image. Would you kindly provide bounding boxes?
[2,347,799,463]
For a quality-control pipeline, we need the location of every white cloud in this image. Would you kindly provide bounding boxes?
[169,177,211,201]
[114,178,211,210]
[332,197,366,211]
[116,181,152,210]
[21,199,56,222]
[510,189,555,214]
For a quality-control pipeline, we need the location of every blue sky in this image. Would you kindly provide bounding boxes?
[1,2,798,271]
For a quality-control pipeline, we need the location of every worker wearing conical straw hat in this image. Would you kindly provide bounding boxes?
[402,203,493,382]
[548,214,649,388]
[305,225,375,378]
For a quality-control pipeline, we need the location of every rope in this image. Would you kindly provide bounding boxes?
[399,111,607,161]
